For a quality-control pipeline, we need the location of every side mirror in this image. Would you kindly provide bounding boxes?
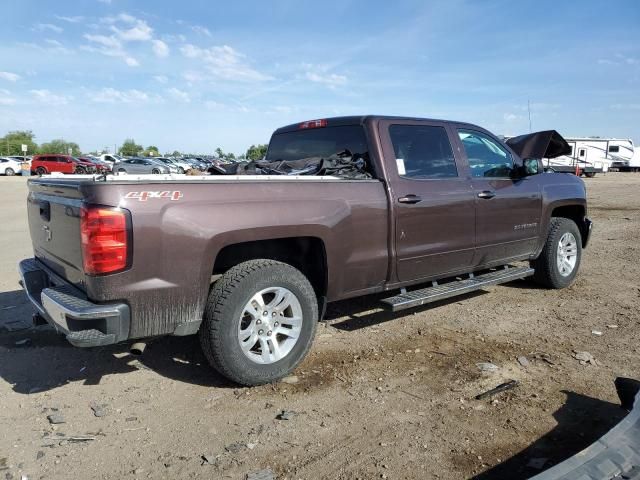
[523,158,542,175]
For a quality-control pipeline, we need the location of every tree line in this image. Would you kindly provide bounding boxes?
[1,130,267,161]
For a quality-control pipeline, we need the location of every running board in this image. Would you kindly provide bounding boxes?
[381,266,534,312]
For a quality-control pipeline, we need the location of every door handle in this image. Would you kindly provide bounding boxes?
[477,191,496,199]
[398,194,422,204]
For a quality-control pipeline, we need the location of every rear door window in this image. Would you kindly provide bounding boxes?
[388,125,458,179]
[458,129,513,178]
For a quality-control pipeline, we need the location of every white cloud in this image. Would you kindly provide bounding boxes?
[154,75,168,83]
[191,25,212,37]
[98,0,113,4]
[30,89,72,106]
[503,112,520,122]
[33,23,63,34]
[167,87,190,103]
[152,39,169,57]
[305,71,347,87]
[0,71,20,82]
[111,19,153,41]
[0,89,16,105]
[302,64,347,88]
[88,87,156,103]
[84,33,121,50]
[55,15,84,23]
[182,70,203,83]
[83,33,138,66]
[179,44,271,82]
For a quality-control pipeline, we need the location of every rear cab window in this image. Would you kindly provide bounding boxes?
[265,124,373,176]
[388,125,458,179]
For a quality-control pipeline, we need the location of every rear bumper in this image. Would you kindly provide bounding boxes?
[18,258,130,347]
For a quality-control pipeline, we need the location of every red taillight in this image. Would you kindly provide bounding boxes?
[80,206,129,275]
[299,119,327,129]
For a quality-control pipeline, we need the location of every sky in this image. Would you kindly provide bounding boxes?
[0,0,639,154]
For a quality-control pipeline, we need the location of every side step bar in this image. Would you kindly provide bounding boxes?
[381,266,534,312]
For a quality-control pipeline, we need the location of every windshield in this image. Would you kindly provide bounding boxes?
[266,125,369,162]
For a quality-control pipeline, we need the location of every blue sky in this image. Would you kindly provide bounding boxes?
[0,0,639,154]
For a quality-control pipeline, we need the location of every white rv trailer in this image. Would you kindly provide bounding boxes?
[544,137,636,175]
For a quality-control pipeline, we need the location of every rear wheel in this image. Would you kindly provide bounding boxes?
[584,172,596,178]
[4,168,15,176]
[36,166,47,176]
[117,168,126,174]
[199,259,318,386]
[531,217,582,289]
[151,168,161,174]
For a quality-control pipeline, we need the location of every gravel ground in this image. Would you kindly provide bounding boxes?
[0,173,638,480]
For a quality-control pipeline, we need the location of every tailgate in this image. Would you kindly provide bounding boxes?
[27,180,86,287]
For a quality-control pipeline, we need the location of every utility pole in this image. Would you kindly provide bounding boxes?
[528,99,532,133]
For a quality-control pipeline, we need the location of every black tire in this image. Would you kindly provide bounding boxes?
[117,168,126,174]
[199,259,318,386]
[531,217,582,289]
[178,167,184,174]
[151,168,161,174]
[5,168,15,176]
[584,172,596,178]
[36,167,47,176]
[74,166,86,174]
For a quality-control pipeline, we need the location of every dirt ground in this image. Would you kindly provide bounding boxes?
[0,173,638,480]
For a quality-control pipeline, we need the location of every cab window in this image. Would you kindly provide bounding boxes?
[389,125,458,179]
[458,130,513,178]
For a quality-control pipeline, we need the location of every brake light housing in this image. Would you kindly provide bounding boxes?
[80,205,131,275]
[299,119,327,129]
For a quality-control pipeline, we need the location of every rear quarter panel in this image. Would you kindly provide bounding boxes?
[82,179,389,338]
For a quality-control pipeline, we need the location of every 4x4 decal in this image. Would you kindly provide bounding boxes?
[124,191,183,202]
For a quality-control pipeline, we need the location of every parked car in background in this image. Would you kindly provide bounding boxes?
[99,154,124,165]
[150,157,180,173]
[78,156,112,174]
[183,157,207,170]
[0,157,22,176]
[31,154,96,175]
[164,157,193,173]
[113,157,171,174]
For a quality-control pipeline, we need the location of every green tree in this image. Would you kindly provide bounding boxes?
[39,139,81,155]
[0,130,38,156]
[246,144,268,161]
[120,139,143,156]
[214,147,237,161]
[170,150,181,157]
[145,145,159,157]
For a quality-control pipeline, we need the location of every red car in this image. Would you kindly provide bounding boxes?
[78,156,111,174]
[31,155,97,175]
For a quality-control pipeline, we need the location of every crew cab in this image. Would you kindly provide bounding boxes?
[19,116,592,386]
[31,154,97,176]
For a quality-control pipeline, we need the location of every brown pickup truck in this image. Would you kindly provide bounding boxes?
[19,116,592,386]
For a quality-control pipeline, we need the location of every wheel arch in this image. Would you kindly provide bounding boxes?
[212,236,329,306]
[550,204,590,248]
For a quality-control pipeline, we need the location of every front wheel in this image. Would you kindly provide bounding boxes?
[200,259,318,386]
[4,168,15,176]
[531,217,582,289]
[177,167,184,174]
[36,166,47,176]
[151,168,161,174]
